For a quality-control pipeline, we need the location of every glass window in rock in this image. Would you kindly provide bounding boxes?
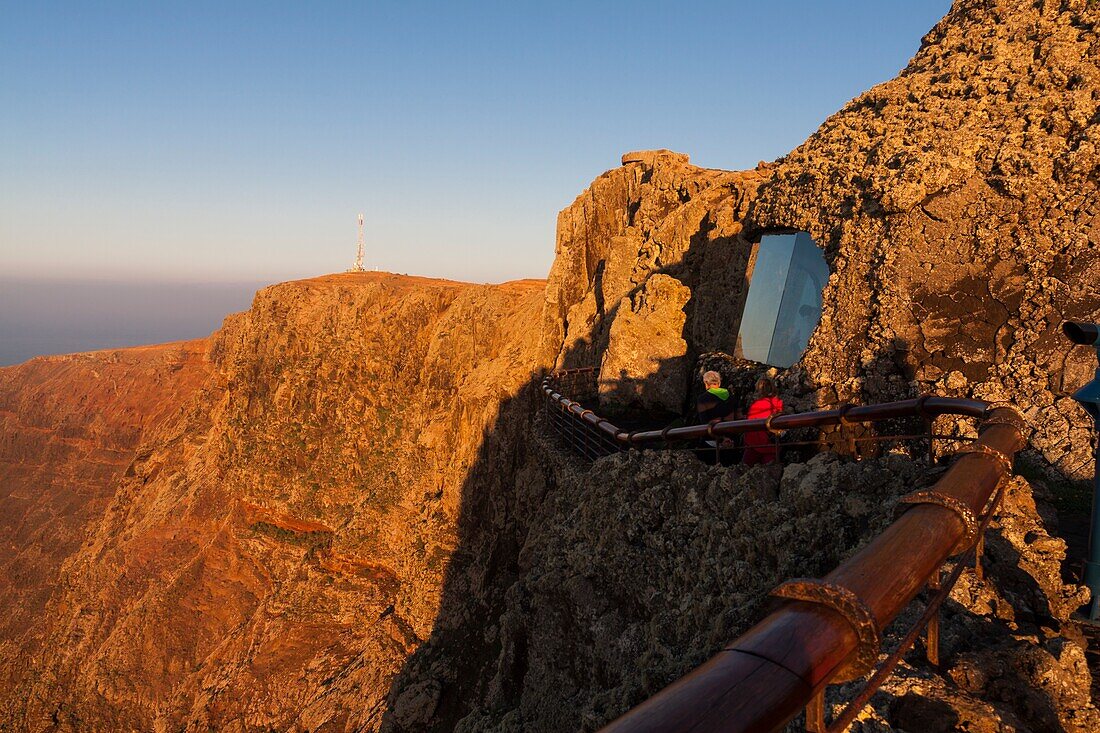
[736,232,829,368]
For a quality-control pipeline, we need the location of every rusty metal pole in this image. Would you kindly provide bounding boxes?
[974,533,984,581]
[925,572,940,667]
[925,416,935,463]
[576,402,585,453]
[564,403,574,452]
[598,408,1024,733]
[804,690,825,733]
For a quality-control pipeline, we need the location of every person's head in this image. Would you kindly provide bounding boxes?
[703,371,721,389]
[756,376,777,397]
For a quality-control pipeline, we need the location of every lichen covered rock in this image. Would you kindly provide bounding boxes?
[744,0,1100,478]
[386,449,1097,732]
[543,0,1100,475]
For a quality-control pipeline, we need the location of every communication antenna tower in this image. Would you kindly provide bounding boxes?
[350,213,366,272]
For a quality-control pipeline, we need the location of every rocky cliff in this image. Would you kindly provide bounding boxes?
[385,0,1100,729]
[545,0,1100,475]
[6,271,1091,731]
[386,447,1097,732]
[0,274,545,730]
[0,340,211,717]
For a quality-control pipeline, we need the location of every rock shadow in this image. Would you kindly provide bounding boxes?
[379,223,764,730]
[378,382,539,732]
[381,354,708,730]
[887,692,961,733]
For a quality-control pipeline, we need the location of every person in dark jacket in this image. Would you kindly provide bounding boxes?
[696,371,736,422]
[695,370,738,464]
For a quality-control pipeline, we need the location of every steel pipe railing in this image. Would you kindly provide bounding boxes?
[541,371,991,458]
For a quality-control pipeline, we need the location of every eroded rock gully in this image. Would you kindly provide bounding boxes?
[0,340,211,713]
[3,0,1100,731]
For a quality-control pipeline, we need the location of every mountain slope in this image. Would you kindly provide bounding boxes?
[0,273,545,731]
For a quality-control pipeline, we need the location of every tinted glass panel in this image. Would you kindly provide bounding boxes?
[737,234,795,364]
[736,232,828,368]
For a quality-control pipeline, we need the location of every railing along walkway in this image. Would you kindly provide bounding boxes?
[540,367,1028,732]
[542,367,982,461]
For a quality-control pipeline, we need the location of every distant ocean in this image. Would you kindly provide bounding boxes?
[0,278,272,367]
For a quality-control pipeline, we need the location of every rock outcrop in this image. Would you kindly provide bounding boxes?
[541,149,768,388]
[543,0,1100,478]
[384,449,1098,732]
[745,0,1100,479]
[597,273,692,413]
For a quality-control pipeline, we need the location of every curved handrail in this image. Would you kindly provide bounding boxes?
[593,404,1026,733]
[543,373,992,448]
[542,370,1028,732]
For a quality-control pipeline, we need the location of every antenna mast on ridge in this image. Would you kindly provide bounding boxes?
[350,213,366,272]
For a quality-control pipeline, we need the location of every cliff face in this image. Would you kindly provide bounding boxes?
[0,274,545,731]
[0,341,211,715]
[7,269,1085,733]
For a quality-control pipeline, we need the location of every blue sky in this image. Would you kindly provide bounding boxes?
[1,1,952,284]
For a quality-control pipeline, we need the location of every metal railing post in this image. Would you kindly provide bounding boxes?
[598,405,1025,733]
[572,405,580,451]
[974,532,984,581]
[925,416,935,463]
[805,690,825,733]
[926,572,941,667]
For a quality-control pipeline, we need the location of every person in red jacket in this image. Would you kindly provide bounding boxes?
[743,376,783,465]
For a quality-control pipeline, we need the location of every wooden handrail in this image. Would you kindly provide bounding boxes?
[595,404,1026,732]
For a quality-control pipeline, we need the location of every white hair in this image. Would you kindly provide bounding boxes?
[702,370,721,387]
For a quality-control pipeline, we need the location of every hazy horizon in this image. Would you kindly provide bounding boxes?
[0,277,271,367]
[0,269,552,367]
